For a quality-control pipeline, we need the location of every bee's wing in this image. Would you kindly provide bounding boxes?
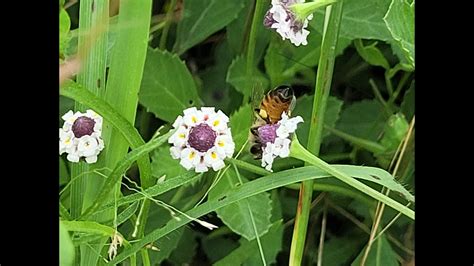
[288,95,296,116]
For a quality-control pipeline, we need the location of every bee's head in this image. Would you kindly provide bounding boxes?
[274,85,294,100]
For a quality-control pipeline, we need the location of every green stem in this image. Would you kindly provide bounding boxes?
[226,157,270,176]
[245,0,265,104]
[159,0,177,50]
[323,126,386,154]
[289,2,344,265]
[290,136,414,220]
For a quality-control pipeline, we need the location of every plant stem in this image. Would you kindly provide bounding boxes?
[245,0,265,104]
[159,0,177,50]
[289,2,344,265]
[323,125,386,154]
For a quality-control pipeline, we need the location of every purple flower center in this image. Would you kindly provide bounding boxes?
[72,116,96,138]
[188,123,217,152]
[258,124,280,146]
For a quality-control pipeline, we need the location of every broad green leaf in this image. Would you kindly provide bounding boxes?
[264,31,351,86]
[209,168,272,240]
[229,104,252,152]
[400,81,414,120]
[336,99,387,141]
[214,220,283,266]
[202,235,239,263]
[311,0,392,41]
[227,0,271,62]
[60,221,75,266]
[333,164,414,202]
[173,0,244,54]
[148,227,184,264]
[116,201,140,226]
[60,7,71,57]
[352,236,398,266]
[108,165,413,264]
[384,0,414,68]
[62,220,119,237]
[168,228,198,265]
[354,39,390,69]
[151,146,187,180]
[139,49,201,123]
[316,235,365,266]
[293,95,344,145]
[380,113,409,151]
[227,56,269,100]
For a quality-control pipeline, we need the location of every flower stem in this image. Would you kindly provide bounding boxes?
[291,0,337,21]
[245,0,265,104]
[288,1,344,265]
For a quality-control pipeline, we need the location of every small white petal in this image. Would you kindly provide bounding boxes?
[183,107,204,127]
[170,146,182,159]
[66,152,80,163]
[195,162,209,173]
[77,136,100,157]
[85,155,98,164]
[172,115,184,128]
[180,148,201,170]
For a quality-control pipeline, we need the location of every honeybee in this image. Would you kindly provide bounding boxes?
[249,85,296,159]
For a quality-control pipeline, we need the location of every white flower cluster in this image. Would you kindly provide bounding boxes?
[168,107,235,173]
[261,112,303,171]
[59,110,105,164]
[264,0,313,46]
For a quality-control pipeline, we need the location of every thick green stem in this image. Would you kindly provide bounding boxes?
[289,2,344,265]
[244,0,265,104]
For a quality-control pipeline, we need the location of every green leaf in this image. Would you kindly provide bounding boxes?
[151,146,187,180]
[317,235,364,266]
[293,95,343,145]
[62,220,118,237]
[209,168,272,240]
[60,157,70,186]
[264,32,351,87]
[352,236,398,266]
[333,164,414,202]
[310,0,392,41]
[168,228,198,265]
[60,7,71,57]
[148,228,184,264]
[227,56,269,100]
[60,220,75,266]
[229,104,252,152]
[214,220,283,266]
[108,164,413,264]
[384,0,414,68]
[227,0,270,62]
[380,113,409,151]
[202,235,239,263]
[173,0,245,54]
[400,81,414,120]
[79,129,175,220]
[354,40,390,69]
[139,49,201,123]
[336,99,387,141]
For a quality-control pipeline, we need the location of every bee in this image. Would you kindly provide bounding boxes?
[249,85,296,159]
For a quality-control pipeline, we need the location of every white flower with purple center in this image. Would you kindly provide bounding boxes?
[257,112,303,171]
[168,107,235,173]
[264,0,313,46]
[59,110,105,164]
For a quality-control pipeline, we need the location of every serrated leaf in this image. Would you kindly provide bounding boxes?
[227,0,270,63]
[226,56,269,100]
[264,31,351,87]
[209,168,272,240]
[311,0,393,41]
[60,220,75,266]
[214,220,283,266]
[139,48,201,123]
[173,0,244,54]
[384,0,414,68]
[293,95,344,145]
[316,235,365,266]
[354,40,390,69]
[151,146,187,180]
[352,236,398,266]
[229,104,252,152]
[336,99,387,141]
[168,228,198,265]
